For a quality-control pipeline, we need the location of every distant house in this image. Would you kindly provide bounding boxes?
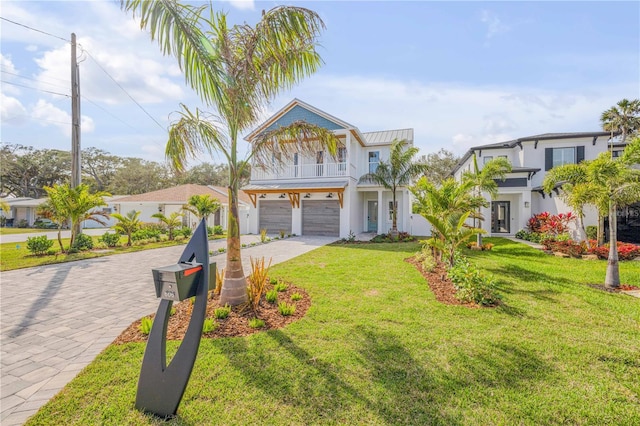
[242,98,431,237]
[452,132,639,242]
[113,184,251,233]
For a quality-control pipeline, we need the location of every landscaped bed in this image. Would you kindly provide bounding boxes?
[26,238,640,425]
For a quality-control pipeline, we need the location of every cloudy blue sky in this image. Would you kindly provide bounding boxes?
[1,1,638,164]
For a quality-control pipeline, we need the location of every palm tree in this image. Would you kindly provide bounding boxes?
[424,210,485,267]
[151,211,183,240]
[182,194,220,222]
[600,98,640,144]
[462,155,512,245]
[122,1,339,306]
[543,137,640,289]
[111,210,141,247]
[368,139,428,237]
[42,183,110,251]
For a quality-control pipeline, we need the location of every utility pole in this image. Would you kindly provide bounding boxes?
[71,33,81,238]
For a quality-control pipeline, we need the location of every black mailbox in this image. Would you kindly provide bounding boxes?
[152,262,216,301]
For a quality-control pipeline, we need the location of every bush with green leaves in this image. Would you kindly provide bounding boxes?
[174,227,192,238]
[139,317,153,335]
[248,318,265,328]
[214,305,231,319]
[265,289,278,303]
[131,228,161,242]
[291,292,302,301]
[26,235,54,255]
[202,318,217,333]
[213,225,223,235]
[448,254,501,306]
[586,225,597,241]
[414,248,436,272]
[274,281,288,292]
[72,233,94,251]
[99,232,121,248]
[278,302,295,316]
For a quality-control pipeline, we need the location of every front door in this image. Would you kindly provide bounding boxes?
[367,201,378,232]
[491,201,510,233]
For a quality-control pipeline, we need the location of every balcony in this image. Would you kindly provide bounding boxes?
[251,162,348,181]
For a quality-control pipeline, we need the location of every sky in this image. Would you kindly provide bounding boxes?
[1,0,638,165]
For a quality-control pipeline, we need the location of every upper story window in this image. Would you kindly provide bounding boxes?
[612,150,623,158]
[369,151,380,173]
[338,147,347,163]
[545,146,585,171]
[483,156,494,164]
[316,151,324,164]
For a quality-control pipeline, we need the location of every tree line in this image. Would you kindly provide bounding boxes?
[0,144,250,198]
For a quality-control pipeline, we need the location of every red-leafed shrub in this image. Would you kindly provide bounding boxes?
[527,212,576,237]
[589,242,640,261]
[547,240,587,257]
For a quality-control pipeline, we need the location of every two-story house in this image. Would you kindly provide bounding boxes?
[242,99,423,238]
[452,132,634,238]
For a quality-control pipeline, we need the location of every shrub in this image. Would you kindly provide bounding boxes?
[265,289,278,304]
[202,318,217,333]
[279,229,285,238]
[481,243,494,251]
[270,277,278,285]
[274,281,288,292]
[247,257,272,311]
[527,212,576,238]
[214,305,231,319]
[139,317,153,335]
[213,225,224,235]
[248,318,265,328]
[26,235,54,255]
[548,239,586,257]
[260,228,268,243]
[174,227,192,238]
[131,228,161,242]
[17,219,28,228]
[217,247,225,253]
[291,292,302,301]
[278,302,295,316]
[99,232,121,247]
[448,255,501,306]
[414,249,436,272]
[586,225,598,241]
[175,235,186,242]
[590,242,640,260]
[72,233,94,251]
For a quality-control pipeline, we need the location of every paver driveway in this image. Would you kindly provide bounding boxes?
[0,235,336,425]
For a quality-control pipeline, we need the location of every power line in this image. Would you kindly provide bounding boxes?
[0,17,69,42]
[1,80,70,98]
[81,95,139,131]
[1,70,70,91]
[83,50,166,131]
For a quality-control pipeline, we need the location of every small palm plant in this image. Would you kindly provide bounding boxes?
[151,211,183,240]
[111,210,141,246]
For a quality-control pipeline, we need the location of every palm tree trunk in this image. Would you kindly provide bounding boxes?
[390,188,399,237]
[57,227,64,253]
[604,201,620,289]
[597,214,605,246]
[219,175,248,306]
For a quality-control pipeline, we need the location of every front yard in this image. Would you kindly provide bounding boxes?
[27,239,640,425]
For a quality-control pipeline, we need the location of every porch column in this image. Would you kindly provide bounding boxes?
[377,189,383,234]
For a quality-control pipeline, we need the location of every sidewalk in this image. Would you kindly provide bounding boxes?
[0,235,336,425]
[0,228,112,244]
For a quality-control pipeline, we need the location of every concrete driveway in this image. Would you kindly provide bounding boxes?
[0,235,336,425]
[0,228,112,244]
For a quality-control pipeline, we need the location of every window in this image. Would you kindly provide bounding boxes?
[369,151,379,173]
[498,155,508,160]
[316,151,324,177]
[483,156,494,164]
[612,150,623,158]
[388,201,397,221]
[545,146,585,170]
[338,147,347,173]
[293,152,298,177]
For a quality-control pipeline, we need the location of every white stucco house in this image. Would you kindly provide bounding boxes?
[452,131,639,241]
[242,99,430,238]
[113,184,251,234]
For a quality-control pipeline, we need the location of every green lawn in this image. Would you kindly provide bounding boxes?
[0,227,53,235]
[27,238,640,425]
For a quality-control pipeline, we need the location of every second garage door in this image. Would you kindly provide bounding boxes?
[259,200,292,234]
[302,200,340,236]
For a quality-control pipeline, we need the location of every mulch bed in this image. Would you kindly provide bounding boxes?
[113,281,310,345]
[405,256,478,308]
[587,284,640,293]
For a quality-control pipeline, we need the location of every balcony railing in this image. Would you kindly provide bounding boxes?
[251,162,348,180]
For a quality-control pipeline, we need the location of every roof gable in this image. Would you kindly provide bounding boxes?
[245,99,355,141]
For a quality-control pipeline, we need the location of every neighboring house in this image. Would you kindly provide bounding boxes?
[1,196,123,228]
[113,184,251,233]
[242,98,430,238]
[452,131,639,241]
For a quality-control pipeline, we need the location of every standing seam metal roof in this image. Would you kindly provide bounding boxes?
[362,128,414,145]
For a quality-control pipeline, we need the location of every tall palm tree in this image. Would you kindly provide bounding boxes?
[182,194,220,222]
[368,139,428,237]
[463,155,512,245]
[122,1,339,306]
[543,137,640,289]
[152,211,183,240]
[111,210,141,247]
[42,183,110,251]
[600,98,640,144]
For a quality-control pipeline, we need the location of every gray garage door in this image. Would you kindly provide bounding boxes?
[302,200,340,236]
[259,200,292,234]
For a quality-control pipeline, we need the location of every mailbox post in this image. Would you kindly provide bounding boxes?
[135,218,214,418]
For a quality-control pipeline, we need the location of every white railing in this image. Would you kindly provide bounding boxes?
[252,162,348,180]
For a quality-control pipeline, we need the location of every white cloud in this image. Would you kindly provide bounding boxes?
[1,93,28,125]
[30,99,94,137]
[274,74,629,155]
[480,10,510,40]
[1,53,18,74]
[25,45,38,52]
[225,0,255,11]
